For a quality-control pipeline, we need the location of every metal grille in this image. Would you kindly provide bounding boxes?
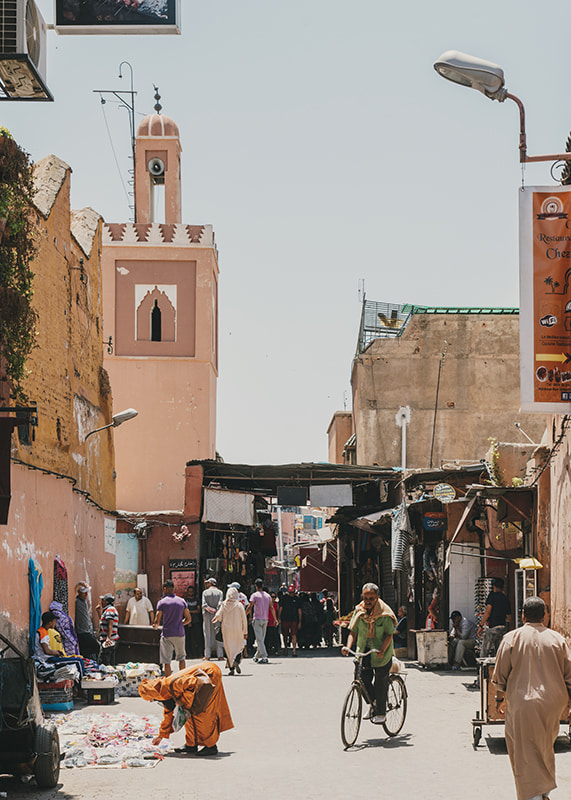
[356,301,411,353]
[0,0,18,55]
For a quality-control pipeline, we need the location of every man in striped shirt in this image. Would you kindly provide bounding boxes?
[97,593,119,666]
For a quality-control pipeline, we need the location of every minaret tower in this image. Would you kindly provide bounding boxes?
[101,91,219,512]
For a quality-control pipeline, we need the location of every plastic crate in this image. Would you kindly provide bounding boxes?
[38,679,73,709]
[41,700,73,712]
[86,687,115,705]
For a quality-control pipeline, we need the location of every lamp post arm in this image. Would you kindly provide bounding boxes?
[85,422,113,441]
[505,92,527,163]
[505,92,571,164]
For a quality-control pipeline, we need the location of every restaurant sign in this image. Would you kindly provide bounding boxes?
[520,186,571,412]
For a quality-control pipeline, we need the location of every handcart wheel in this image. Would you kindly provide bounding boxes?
[34,723,60,788]
[472,726,482,748]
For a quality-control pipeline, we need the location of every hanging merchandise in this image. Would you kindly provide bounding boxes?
[28,558,43,655]
[391,502,412,571]
[54,555,69,613]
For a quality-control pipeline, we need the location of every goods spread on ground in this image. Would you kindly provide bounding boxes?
[49,711,167,769]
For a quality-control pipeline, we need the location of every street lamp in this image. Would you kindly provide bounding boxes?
[433,50,571,164]
[85,408,138,440]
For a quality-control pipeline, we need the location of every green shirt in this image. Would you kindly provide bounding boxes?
[350,612,395,668]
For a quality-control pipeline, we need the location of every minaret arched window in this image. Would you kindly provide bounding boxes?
[151,299,162,341]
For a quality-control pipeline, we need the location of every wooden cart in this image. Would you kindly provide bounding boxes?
[472,657,571,747]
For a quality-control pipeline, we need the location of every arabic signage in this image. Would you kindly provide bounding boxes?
[520,186,571,412]
[433,483,456,503]
[55,1,180,35]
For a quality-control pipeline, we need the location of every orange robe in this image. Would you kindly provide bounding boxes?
[139,662,234,748]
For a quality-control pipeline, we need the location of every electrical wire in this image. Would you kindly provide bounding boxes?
[99,97,131,206]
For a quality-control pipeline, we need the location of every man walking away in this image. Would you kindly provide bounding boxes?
[478,577,512,657]
[247,578,276,664]
[279,585,302,657]
[342,582,396,724]
[493,596,571,800]
[448,610,477,669]
[202,577,224,660]
[154,579,190,677]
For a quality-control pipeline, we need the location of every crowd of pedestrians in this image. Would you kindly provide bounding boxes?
[195,579,339,672]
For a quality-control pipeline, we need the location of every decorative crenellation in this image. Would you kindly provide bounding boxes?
[103,223,215,248]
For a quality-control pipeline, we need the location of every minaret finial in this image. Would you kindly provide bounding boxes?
[153,85,162,115]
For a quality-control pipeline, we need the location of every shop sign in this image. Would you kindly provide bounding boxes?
[169,559,197,570]
[520,186,571,412]
[423,511,446,531]
[433,483,456,503]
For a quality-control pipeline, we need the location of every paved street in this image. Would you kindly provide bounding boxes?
[2,651,571,800]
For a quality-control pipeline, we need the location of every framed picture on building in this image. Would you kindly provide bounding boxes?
[170,570,195,597]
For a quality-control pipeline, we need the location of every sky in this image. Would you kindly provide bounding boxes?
[5,1,571,464]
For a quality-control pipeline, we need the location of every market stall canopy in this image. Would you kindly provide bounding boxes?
[188,459,399,508]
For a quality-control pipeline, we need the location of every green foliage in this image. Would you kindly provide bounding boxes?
[0,137,38,401]
[487,438,505,487]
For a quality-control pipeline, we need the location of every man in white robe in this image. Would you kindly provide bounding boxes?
[493,596,571,800]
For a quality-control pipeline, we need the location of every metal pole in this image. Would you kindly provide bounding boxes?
[429,341,448,468]
[277,506,284,585]
[401,416,407,472]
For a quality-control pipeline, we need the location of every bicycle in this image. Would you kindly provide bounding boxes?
[340,648,407,749]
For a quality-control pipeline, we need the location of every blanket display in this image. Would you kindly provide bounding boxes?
[51,711,168,768]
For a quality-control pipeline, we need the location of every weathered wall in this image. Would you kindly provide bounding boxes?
[14,156,115,509]
[0,465,115,650]
[327,411,353,464]
[548,415,571,638]
[352,313,550,469]
[0,153,117,647]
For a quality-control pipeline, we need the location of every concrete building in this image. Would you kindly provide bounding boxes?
[1,153,117,650]
[351,301,549,470]
[102,109,219,512]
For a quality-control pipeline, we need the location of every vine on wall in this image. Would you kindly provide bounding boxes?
[0,128,38,401]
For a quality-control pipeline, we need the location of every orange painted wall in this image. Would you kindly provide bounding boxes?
[1,153,117,649]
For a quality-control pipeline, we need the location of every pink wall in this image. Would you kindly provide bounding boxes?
[1,464,116,651]
[102,235,218,512]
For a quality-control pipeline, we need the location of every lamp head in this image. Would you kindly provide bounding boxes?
[434,50,507,101]
[112,408,138,427]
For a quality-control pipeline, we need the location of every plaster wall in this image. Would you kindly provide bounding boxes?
[13,157,115,510]
[327,412,353,464]
[548,416,571,638]
[102,235,218,512]
[0,464,115,650]
[352,314,550,469]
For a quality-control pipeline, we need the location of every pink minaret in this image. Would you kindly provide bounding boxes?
[101,98,219,512]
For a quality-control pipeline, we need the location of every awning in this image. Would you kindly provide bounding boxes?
[202,488,255,526]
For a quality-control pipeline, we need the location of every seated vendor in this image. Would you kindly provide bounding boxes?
[393,606,408,649]
[34,611,85,678]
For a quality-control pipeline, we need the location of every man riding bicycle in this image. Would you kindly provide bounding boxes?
[342,582,397,724]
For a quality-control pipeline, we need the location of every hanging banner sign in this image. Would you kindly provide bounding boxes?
[519,186,571,412]
[55,1,180,35]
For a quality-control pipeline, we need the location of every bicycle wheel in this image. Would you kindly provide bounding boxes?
[383,675,407,736]
[341,683,362,748]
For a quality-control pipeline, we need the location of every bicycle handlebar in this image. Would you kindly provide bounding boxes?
[342,648,379,658]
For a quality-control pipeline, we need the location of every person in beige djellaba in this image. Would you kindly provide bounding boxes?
[492,596,571,800]
[213,587,248,676]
